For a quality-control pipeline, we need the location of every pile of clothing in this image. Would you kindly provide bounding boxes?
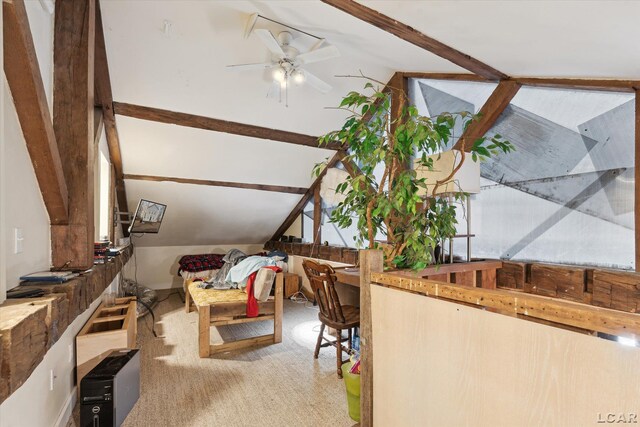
[199,249,288,317]
[200,249,288,290]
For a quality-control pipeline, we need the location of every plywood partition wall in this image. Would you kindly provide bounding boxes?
[371,285,640,427]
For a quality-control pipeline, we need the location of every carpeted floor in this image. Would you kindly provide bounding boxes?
[70,294,354,427]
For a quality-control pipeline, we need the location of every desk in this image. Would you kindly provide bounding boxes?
[334,268,360,287]
[334,260,503,289]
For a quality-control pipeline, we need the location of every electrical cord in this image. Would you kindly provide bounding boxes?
[126,233,159,338]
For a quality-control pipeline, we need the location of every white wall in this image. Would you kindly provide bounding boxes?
[0,271,124,427]
[3,77,52,292]
[1,0,55,298]
[1,1,5,304]
[128,244,265,290]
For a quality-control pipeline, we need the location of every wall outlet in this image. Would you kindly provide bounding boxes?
[14,228,23,254]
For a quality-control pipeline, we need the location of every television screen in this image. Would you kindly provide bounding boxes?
[129,199,167,234]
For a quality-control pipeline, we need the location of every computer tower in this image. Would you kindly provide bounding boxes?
[80,349,140,427]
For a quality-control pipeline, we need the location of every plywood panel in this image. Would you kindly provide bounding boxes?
[371,285,640,427]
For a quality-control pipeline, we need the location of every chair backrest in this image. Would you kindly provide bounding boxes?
[302,259,345,324]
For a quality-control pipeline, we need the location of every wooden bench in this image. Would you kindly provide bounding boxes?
[186,274,283,357]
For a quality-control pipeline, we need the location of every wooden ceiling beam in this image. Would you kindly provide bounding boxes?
[112,102,342,151]
[3,0,69,225]
[514,77,640,93]
[95,1,129,236]
[401,72,496,82]
[321,0,507,80]
[269,152,343,242]
[453,80,522,152]
[51,0,96,269]
[123,174,307,195]
[402,72,640,93]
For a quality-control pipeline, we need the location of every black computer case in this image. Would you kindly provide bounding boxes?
[80,349,140,427]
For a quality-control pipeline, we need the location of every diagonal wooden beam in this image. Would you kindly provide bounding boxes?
[453,80,522,152]
[635,89,639,272]
[270,152,343,242]
[95,1,129,236]
[112,102,343,151]
[321,0,507,80]
[123,174,307,195]
[3,0,68,225]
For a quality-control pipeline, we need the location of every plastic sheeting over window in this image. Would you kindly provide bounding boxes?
[412,79,635,270]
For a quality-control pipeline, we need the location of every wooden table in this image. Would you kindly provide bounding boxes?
[334,260,503,289]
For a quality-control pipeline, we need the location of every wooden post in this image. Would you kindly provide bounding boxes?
[635,89,639,271]
[313,185,322,244]
[51,0,96,269]
[198,305,210,358]
[359,249,384,427]
[274,272,284,343]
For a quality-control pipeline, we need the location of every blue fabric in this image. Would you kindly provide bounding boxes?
[226,256,276,286]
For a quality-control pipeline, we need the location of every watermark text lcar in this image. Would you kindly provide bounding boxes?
[597,413,638,424]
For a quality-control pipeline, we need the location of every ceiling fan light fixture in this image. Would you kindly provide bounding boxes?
[272,66,286,83]
[292,69,306,85]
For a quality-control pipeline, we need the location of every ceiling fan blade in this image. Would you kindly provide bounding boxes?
[254,29,285,58]
[304,70,332,94]
[243,13,259,39]
[296,45,340,65]
[226,62,273,72]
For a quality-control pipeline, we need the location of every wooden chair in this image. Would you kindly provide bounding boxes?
[302,259,359,378]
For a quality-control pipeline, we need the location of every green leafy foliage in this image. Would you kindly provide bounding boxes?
[316,81,514,269]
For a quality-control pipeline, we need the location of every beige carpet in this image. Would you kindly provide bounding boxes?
[71,294,354,427]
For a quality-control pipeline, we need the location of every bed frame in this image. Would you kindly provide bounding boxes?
[185,273,283,357]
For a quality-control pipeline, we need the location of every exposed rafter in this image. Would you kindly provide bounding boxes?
[3,0,69,225]
[95,2,129,236]
[123,174,307,195]
[515,77,640,93]
[113,102,342,151]
[270,151,343,242]
[402,72,640,93]
[452,80,522,152]
[321,0,507,80]
[401,72,496,82]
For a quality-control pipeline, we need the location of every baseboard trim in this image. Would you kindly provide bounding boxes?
[54,386,77,427]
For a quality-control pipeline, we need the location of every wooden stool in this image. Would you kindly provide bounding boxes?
[302,260,359,378]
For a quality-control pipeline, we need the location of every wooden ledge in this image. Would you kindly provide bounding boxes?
[0,246,132,404]
[372,272,640,339]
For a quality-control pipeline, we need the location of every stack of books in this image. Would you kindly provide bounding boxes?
[20,271,78,283]
[94,241,109,264]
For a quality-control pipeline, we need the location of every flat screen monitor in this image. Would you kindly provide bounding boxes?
[129,199,167,234]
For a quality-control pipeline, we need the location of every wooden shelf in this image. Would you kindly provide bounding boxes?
[76,296,137,386]
[0,247,132,404]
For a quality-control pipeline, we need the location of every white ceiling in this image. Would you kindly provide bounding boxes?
[101,0,639,247]
[359,0,640,79]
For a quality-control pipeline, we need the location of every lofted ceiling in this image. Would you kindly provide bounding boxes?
[100,0,639,247]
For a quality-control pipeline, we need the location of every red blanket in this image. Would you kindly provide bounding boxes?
[245,266,281,317]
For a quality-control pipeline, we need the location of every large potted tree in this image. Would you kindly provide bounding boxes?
[316,80,513,270]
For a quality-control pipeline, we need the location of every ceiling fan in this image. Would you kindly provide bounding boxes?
[227,22,340,101]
